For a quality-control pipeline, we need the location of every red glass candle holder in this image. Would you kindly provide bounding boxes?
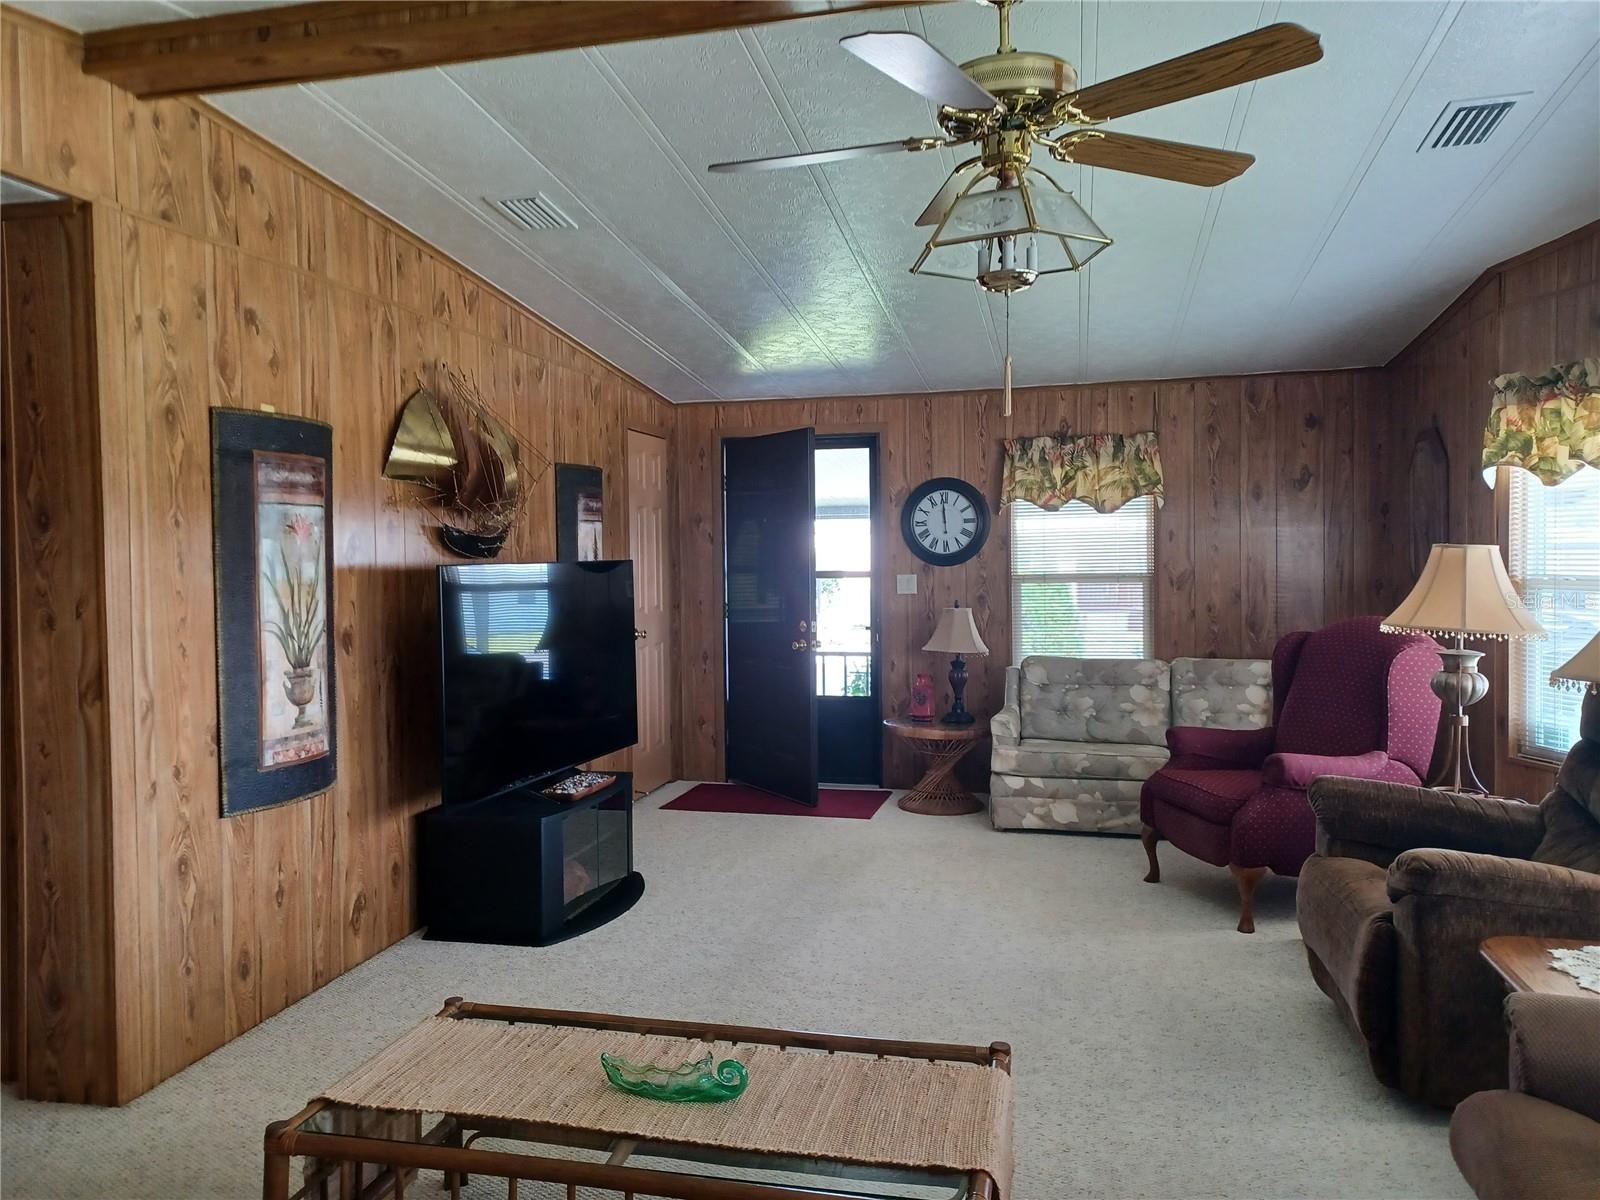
[909,672,935,722]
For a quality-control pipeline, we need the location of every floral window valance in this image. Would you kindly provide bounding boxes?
[1001,431,1164,513]
[1482,358,1599,486]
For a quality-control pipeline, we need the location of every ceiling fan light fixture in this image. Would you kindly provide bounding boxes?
[910,166,1110,290]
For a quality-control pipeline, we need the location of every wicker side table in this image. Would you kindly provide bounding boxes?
[884,717,987,815]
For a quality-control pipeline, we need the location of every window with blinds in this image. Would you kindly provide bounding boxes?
[1507,465,1600,762]
[1010,497,1154,662]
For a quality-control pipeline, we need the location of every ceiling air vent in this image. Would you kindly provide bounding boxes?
[489,194,576,232]
[1417,95,1524,151]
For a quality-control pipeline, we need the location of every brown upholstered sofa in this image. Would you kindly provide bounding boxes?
[1295,723,1600,1107]
[1451,993,1600,1200]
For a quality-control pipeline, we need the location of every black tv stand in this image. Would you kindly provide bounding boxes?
[420,770,643,947]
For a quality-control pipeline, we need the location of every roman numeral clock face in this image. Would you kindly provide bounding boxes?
[899,478,990,566]
[915,491,975,553]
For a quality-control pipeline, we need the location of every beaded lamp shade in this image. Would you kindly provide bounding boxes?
[1551,631,1600,694]
[1381,544,1547,642]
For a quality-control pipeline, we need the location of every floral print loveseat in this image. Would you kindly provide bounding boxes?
[989,657,1270,834]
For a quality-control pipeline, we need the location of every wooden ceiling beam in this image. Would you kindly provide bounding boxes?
[82,0,931,100]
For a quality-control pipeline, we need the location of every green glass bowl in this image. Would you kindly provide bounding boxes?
[599,1051,748,1102]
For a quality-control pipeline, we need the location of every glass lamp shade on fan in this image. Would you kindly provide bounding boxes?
[923,606,989,725]
[1381,543,1547,792]
[911,169,1110,293]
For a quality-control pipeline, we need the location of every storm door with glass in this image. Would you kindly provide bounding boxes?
[813,438,880,785]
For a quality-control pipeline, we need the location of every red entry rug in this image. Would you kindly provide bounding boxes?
[662,783,892,820]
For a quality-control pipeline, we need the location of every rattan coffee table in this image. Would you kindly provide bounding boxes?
[265,998,1015,1200]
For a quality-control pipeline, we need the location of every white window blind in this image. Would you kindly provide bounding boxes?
[1507,465,1600,762]
[458,582,551,670]
[1010,497,1154,663]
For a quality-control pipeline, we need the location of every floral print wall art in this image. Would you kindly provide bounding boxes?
[212,409,338,816]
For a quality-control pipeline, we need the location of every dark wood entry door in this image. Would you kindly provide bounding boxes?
[723,428,818,806]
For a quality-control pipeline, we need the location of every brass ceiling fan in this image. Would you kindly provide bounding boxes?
[709,0,1323,292]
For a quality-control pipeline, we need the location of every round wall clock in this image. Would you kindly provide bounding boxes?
[900,477,990,566]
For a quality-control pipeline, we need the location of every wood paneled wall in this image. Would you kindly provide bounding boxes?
[1385,221,1600,799]
[1,10,672,1103]
[2,0,1590,1111]
[676,370,1405,788]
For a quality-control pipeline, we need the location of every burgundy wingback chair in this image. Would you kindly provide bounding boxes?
[1139,616,1442,932]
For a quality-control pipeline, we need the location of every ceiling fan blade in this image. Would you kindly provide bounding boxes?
[915,162,980,226]
[1061,131,1254,187]
[840,31,998,111]
[709,137,936,174]
[1070,23,1323,122]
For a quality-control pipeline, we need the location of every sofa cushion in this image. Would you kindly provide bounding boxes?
[1170,657,1271,729]
[1141,767,1261,825]
[1017,657,1170,745]
[1532,788,1600,874]
[1297,854,1398,1072]
[990,738,1167,781]
[1556,733,1600,818]
[1532,734,1600,872]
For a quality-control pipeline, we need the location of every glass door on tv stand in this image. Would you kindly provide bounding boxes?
[560,793,629,915]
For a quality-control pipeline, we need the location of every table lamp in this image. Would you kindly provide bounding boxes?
[1381,543,1546,793]
[1550,629,1600,741]
[923,605,988,726]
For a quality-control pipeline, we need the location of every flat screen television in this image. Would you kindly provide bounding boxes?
[438,560,637,805]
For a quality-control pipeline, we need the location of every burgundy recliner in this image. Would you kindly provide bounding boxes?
[1139,616,1441,932]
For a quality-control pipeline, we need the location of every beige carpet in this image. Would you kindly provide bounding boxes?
[0,782,1467,1199]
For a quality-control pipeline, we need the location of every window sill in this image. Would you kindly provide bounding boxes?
[1508,751,1563,774]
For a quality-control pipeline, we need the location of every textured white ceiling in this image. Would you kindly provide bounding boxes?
[21,0,1600,402]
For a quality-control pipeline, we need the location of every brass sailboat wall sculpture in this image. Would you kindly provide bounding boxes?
[383,363,548,558]
[384,385,457,489]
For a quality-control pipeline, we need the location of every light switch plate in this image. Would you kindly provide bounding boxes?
[896,574,918,595]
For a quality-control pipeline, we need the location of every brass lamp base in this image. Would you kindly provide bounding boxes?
[1426,640,1489,794]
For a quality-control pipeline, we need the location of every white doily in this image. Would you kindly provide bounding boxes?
[1548,945,1600,994]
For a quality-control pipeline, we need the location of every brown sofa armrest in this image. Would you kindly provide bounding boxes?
[1450,1091,1600,1200]
[1309,778,1544,867]
[1387,849,1600,924]
[1507,992,1600,1123]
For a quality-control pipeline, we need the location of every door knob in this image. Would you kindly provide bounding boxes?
[791,639,814,651]
[634,628,647,641]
